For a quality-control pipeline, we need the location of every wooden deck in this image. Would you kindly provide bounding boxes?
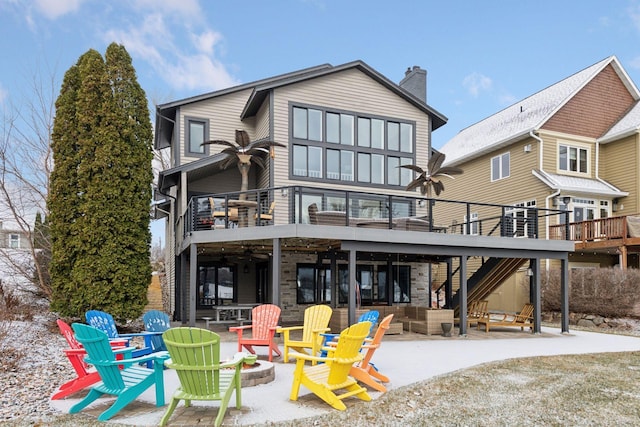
[549,214,640,267]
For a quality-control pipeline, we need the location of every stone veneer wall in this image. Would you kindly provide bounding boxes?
[279,251,434,323]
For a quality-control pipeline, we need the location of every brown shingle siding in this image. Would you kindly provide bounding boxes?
[542,65,635,138]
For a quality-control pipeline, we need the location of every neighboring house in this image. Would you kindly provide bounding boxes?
[0,221,29,250]
[154,61,572,332]
[440,55,640,271]
[0,221,33,294]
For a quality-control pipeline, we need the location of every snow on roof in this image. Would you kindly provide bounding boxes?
[441,56,616,166]
[600,100,640,142]
[533,169,628,198]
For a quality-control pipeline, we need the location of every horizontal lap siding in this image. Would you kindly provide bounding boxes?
[439,138,549,235]
[271,69,431,192]
[179,89,255,166]
[600,135,639,212]
[256,100,272,188]
[540,131,596,176]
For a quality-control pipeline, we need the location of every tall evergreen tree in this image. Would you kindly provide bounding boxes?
[49,44,153,320]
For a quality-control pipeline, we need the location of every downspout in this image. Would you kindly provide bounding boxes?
[530,130,558,271]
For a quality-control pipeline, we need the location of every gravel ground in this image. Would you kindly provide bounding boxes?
[2,314,640,426]
[0,313,71,425]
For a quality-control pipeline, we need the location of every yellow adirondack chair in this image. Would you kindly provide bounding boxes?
[349,314,394,392]
[277,304,332,363]
[289,321,372,410]
[160,327,257,427]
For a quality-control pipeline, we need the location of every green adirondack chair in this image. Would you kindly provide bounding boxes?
[160,327,257,427]
[69,323,169,421]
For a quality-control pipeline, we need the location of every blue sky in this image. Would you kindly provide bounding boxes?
[2,0,640,245]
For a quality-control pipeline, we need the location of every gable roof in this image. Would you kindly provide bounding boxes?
[155,61,447,149]
[441,56,640,166]
[599,100,640,143]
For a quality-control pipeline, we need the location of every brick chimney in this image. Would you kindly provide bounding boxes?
[399,65,427,103]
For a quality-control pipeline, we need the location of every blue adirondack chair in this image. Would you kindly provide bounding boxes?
[85,310,162,362]
[142,310,171,352]
[319,310,380,357]
[69,323,169,421]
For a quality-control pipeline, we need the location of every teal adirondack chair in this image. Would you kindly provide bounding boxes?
[160,327,257,427]
[69,323,169,421]
[142,310,171,352]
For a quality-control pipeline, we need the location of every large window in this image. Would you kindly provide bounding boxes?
[297,264,332,304]
[291,105,415,187]
[293,145,323,178]
[297,262,412,305]
[293,107,322,141]
[491,152,510,181]
[559,144,588,173]
[378,265,411,303]
[186,117,208,155]
[197,265,236,307]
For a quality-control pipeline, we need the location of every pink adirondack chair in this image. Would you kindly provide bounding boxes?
[52,320,129,400]
[229,304,281,362]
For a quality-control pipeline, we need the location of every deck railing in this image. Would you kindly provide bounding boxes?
[183,186,570,241]
[549,215,629,242]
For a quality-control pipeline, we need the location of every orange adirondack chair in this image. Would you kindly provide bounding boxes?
[52,320,129,400]
[277,304,332,363]
[349,314,394,392]
[229,304,282,361]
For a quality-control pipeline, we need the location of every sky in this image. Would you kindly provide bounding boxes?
[2,0,640,246]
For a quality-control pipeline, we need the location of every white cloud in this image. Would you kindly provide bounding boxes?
[629,4,640,31]
[192,30,222,55]
[462,72,492,97]
[498,93,517,106]
[630,56,640,70]
[104,13,238,92]
[34,0,83,19]
[133,0,201,20]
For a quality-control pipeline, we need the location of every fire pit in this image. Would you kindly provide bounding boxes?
[240,360,275,387]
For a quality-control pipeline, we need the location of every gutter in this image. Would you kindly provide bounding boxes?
[531,129,556,271]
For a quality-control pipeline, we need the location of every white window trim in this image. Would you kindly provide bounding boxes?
[490,152,510,181]
[558,142,590,175]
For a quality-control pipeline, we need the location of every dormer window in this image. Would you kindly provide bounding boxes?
[559,144,588,173]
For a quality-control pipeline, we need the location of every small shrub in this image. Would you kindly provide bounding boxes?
[542,267,640,318]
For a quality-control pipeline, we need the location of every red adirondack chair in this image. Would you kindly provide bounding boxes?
[52,320,129,400]
[229,304,281,361]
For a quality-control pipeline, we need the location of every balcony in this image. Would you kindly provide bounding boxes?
[184,186,569,242]
[549,214,640,248]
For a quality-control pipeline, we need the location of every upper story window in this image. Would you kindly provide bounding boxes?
[185,117,209,156]
[9,234,19,249]
[291,104,415,188]
[491,152,510,181]
[293,107,323,141]
[559,144,588,173]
